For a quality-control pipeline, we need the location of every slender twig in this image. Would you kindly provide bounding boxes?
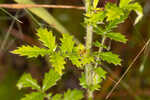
[106,38,150,99]
[0,4,85,10]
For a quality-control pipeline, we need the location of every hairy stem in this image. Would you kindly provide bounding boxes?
[85,0,94,100]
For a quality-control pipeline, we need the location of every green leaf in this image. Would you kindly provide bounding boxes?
[11,45,49,58]
[60,34,75,53]
[85,11,105,25]
[21,92,44,100]
[37,28,56,52]
[106,32,127,43]
[69,44,87,68]
[105,3,124,21]
[79,73,87,89]
[69,49,82,68]
[99,52,122,65]
[17,73,40,90]
[63,89,83,100]
[42,69,61,92]
[93,26,106,35]
[81,55,94,66]
[53,94,63,100]
[95,67,107,79]
[93,0,99,8]
[106,15,128,32]
[89,67,107,91]
[127,3,143,24]
[119,0,132,8]
[49,52,66,75]
[79,68,107,91]
[119,0,143,24]
[93,41,108,49]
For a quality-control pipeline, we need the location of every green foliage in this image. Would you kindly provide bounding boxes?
[21,92,44,100]
[42,69,61,92]
[105,3,124,21]
[52,94,62,100]
[49,52,66,75]
[16,69,83,100]
[85,11,105,25]
[50,89,83,100]
[11,46,49,58]
[93,0,99,8]
[17,69,60,92]
[93,41,108,49]
[119,0,143,24]
[11,28,88,74]
[11,0,143,99]
[60,34,75,54]
[69,44,94,68]
[90,67,107,91]
[99,52,122,65]
[63,89,83,100]
[37,28,56,52]
[119,0,132,8]
[79,67,107,91]
[16,73,40,91]
[106,32,127,43]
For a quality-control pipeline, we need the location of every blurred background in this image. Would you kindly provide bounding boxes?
[0,0,150,100]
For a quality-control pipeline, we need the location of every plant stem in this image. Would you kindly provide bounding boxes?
[95,36,106,68]
[85,0,94,100]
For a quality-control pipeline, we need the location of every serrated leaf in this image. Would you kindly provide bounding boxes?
[37,28,56,52]
[79,67,107,92]
[93,0,99,8]
[89,67,107,91]
[93,41,108,49]
[85,11,105,25]
[11,45,49,58]
[105,3,124,21]
[21,92,44,100]
[60,34,75,53]
[81,55,94,66]
[79,73,87,89]
[17,73,40,90]
[119,0,132,8]
[49,52,66,75]
[99,52,122,65]
[93,26,106,35]
[95,67,107,79]
[63,89,83,100]
[119,0,143,24]
[53,94,63,100]
[106,32,127,43]
[42,69,61,92]
[69,44,85,68]
[69,53,82,68]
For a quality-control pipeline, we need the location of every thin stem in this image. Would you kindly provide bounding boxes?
[95,36,106,68]
[0,4,85,10]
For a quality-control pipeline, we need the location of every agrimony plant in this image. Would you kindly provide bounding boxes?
[11,0,143,100]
